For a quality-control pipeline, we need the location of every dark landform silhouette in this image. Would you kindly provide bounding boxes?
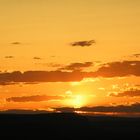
[0,111,140,139]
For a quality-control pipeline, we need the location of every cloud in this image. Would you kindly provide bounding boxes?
[133,54,140,58]
[71,40,96,47]
[0,60,140,84]
[5,56,14,59]
[55,103,140,113]
[11,42,21,45]
[0,109,50,114]
[94,61,140,77]
[59,62,93,71]
[0,82,17,86]
[33,57,42,60]
[0,70,92,83]
[109,89,140,97]
[42,63,62,68]
[6,95,64,102]
[24,82,40,85]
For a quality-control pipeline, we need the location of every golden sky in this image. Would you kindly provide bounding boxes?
[0,0,140,114]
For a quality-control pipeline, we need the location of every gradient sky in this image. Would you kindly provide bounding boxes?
[0,0,140,114]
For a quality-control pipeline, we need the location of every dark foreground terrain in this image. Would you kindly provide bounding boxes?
[0,113,140,139]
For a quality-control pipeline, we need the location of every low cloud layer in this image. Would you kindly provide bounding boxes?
[109,89,140,97]
[6,95,64,102]
[55,103,140,113]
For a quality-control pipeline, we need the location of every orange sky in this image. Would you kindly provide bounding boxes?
[0,0,140,113]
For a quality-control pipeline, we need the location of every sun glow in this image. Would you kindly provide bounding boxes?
[71,95,86,108]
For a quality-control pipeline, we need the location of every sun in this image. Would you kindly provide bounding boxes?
[71,95,86,108]
[64,91,87,108]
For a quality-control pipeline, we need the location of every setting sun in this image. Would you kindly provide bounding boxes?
[71,95,86,108]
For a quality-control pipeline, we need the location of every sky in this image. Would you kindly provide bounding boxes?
[0,0,140,115]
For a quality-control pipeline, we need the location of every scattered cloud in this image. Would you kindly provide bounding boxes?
[6,95,64,102]
[11,42,21,45]
[71,40,96,47]
[5,56,14,59]
[33,57,42,60]
[109,89,140,97]
[59,62,93,71]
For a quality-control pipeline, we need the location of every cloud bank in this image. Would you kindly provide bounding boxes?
[0,61,140,84]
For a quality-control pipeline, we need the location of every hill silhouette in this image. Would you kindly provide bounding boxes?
[0,112,140,139]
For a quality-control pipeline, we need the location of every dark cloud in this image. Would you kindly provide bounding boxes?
[94,61,140,77]
[6,95,64,102]
[0,109,50,114]
[109,89,140,97]
[0,70,92,83]
[0,61,140,84]
[33,57,42,60]
[5,56,14,59]
[11,42,21,45]
[71,40,96,47]
[59,62,93,71]
[55,103,140,113]
[133,54,140,58]
[0,82,17,86]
